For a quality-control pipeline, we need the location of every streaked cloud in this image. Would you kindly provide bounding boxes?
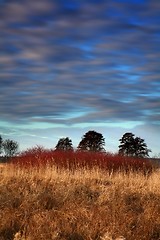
[0,0,159,155]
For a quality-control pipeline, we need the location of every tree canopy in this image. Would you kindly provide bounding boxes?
[118,132,151,158]
[2,139,19,157]
[77,130,105,152]
[0,136,3,155]
[55,137,73,151]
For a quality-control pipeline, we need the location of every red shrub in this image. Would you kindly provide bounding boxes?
[11,147,153,174]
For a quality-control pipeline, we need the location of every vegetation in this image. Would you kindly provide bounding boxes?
[0,130,157,239]
[77,130,105,152]
[118,132,151,158]
[11,148,153,175]
[2,139,19,157]
[0,157,159,240]
[0,136,3,155]
[0,135,19,158]
[0,130,152,159]
[55,137,73,151]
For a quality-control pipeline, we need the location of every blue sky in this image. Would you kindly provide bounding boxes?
[0,0,160,156]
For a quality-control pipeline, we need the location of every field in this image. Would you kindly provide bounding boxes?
[0,150,160,240]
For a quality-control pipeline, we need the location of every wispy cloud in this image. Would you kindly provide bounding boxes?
[0,0,159,154]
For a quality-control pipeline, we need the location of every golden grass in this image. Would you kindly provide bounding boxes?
[0,164,160,240]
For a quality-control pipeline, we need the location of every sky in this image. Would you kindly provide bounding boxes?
[0,0,160,156]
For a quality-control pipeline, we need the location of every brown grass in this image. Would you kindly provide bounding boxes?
[0,164,160,240]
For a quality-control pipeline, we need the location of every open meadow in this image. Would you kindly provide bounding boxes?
[0,151,160,240]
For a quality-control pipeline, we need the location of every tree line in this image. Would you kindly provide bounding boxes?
[0,130,151,158]
[55,131,151,158]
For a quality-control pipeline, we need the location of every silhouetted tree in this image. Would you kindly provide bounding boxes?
[3,139,19,157]
[133,137,151,158]
[77,130,105,152]
[118,132,151,158]
[55,137,73,151]
[0,135,3,155]
[118,133,135,156]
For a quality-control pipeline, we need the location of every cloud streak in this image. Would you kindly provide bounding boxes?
[0,0,160,154]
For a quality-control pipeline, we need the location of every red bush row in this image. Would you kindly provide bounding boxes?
[11,146,153,174]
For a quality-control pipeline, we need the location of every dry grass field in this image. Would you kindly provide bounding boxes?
[0,159,160,240]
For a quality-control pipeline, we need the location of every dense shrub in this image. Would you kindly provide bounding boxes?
[11,147,153,174]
